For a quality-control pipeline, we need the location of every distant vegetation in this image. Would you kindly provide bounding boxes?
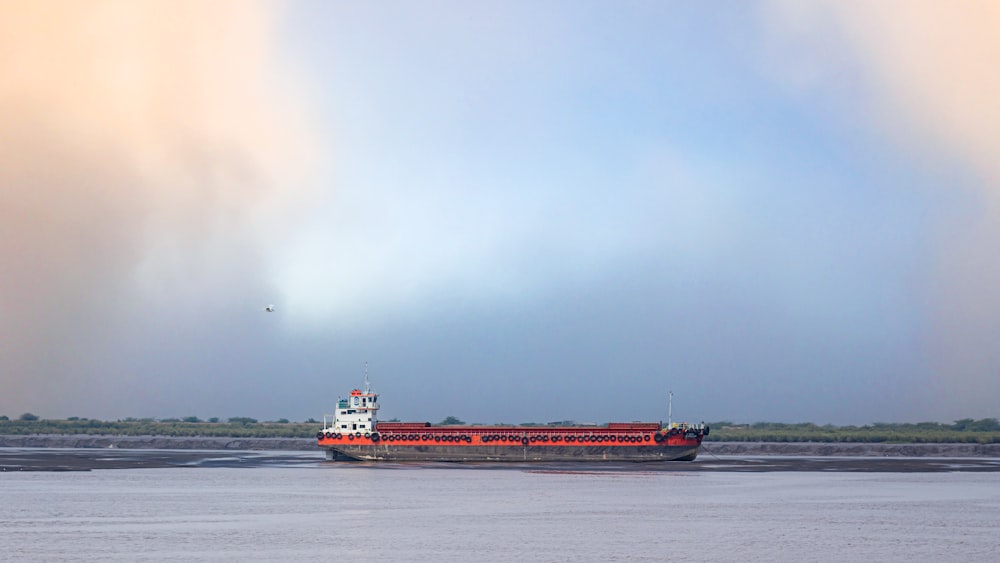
[0,417,319,438]
[704,419,1000,444]
[0,416,997,443]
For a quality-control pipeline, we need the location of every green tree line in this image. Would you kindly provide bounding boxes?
[704,418,1000,444]
[0,415,320,438]
[1,414,998,442]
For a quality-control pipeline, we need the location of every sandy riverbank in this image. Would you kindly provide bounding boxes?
[0,434,314,450]
[2,435,999,457]
[701,441,1000,458]
[2,447,999,472]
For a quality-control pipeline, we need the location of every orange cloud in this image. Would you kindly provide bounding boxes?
[766,0,1000,417]
[0,0,320,413]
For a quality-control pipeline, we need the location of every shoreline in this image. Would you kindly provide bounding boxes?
[0,434,314,451]
[2,434,999,457]
[3,436,1000,472]
[701,441,1000,458]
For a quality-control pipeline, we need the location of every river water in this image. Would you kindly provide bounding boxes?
[2,454,999,562]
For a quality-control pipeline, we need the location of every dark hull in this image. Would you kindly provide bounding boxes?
[324,443,700,462]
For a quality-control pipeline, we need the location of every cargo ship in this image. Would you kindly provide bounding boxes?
[317,379,708,462]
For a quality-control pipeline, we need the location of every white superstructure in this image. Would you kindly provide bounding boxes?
[322,378,379,436]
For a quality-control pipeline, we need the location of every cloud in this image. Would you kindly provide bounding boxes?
[0,0,320,416]
[764,0,1000,418]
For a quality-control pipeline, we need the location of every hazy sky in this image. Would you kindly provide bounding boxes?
[2,1,998,425]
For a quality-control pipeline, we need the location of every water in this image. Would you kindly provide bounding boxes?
[3,456,999,562]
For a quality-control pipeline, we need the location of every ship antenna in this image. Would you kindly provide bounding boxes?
[668,390,673,427]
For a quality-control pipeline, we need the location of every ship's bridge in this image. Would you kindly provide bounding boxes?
[324,387,379,435]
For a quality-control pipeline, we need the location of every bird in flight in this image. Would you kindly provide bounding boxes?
[264,305,275,312]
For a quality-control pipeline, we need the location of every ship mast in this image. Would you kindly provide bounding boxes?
[668,391,673,427]
[364,362,371,395]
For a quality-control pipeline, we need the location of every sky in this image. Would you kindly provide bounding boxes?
[2,0,999,425]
